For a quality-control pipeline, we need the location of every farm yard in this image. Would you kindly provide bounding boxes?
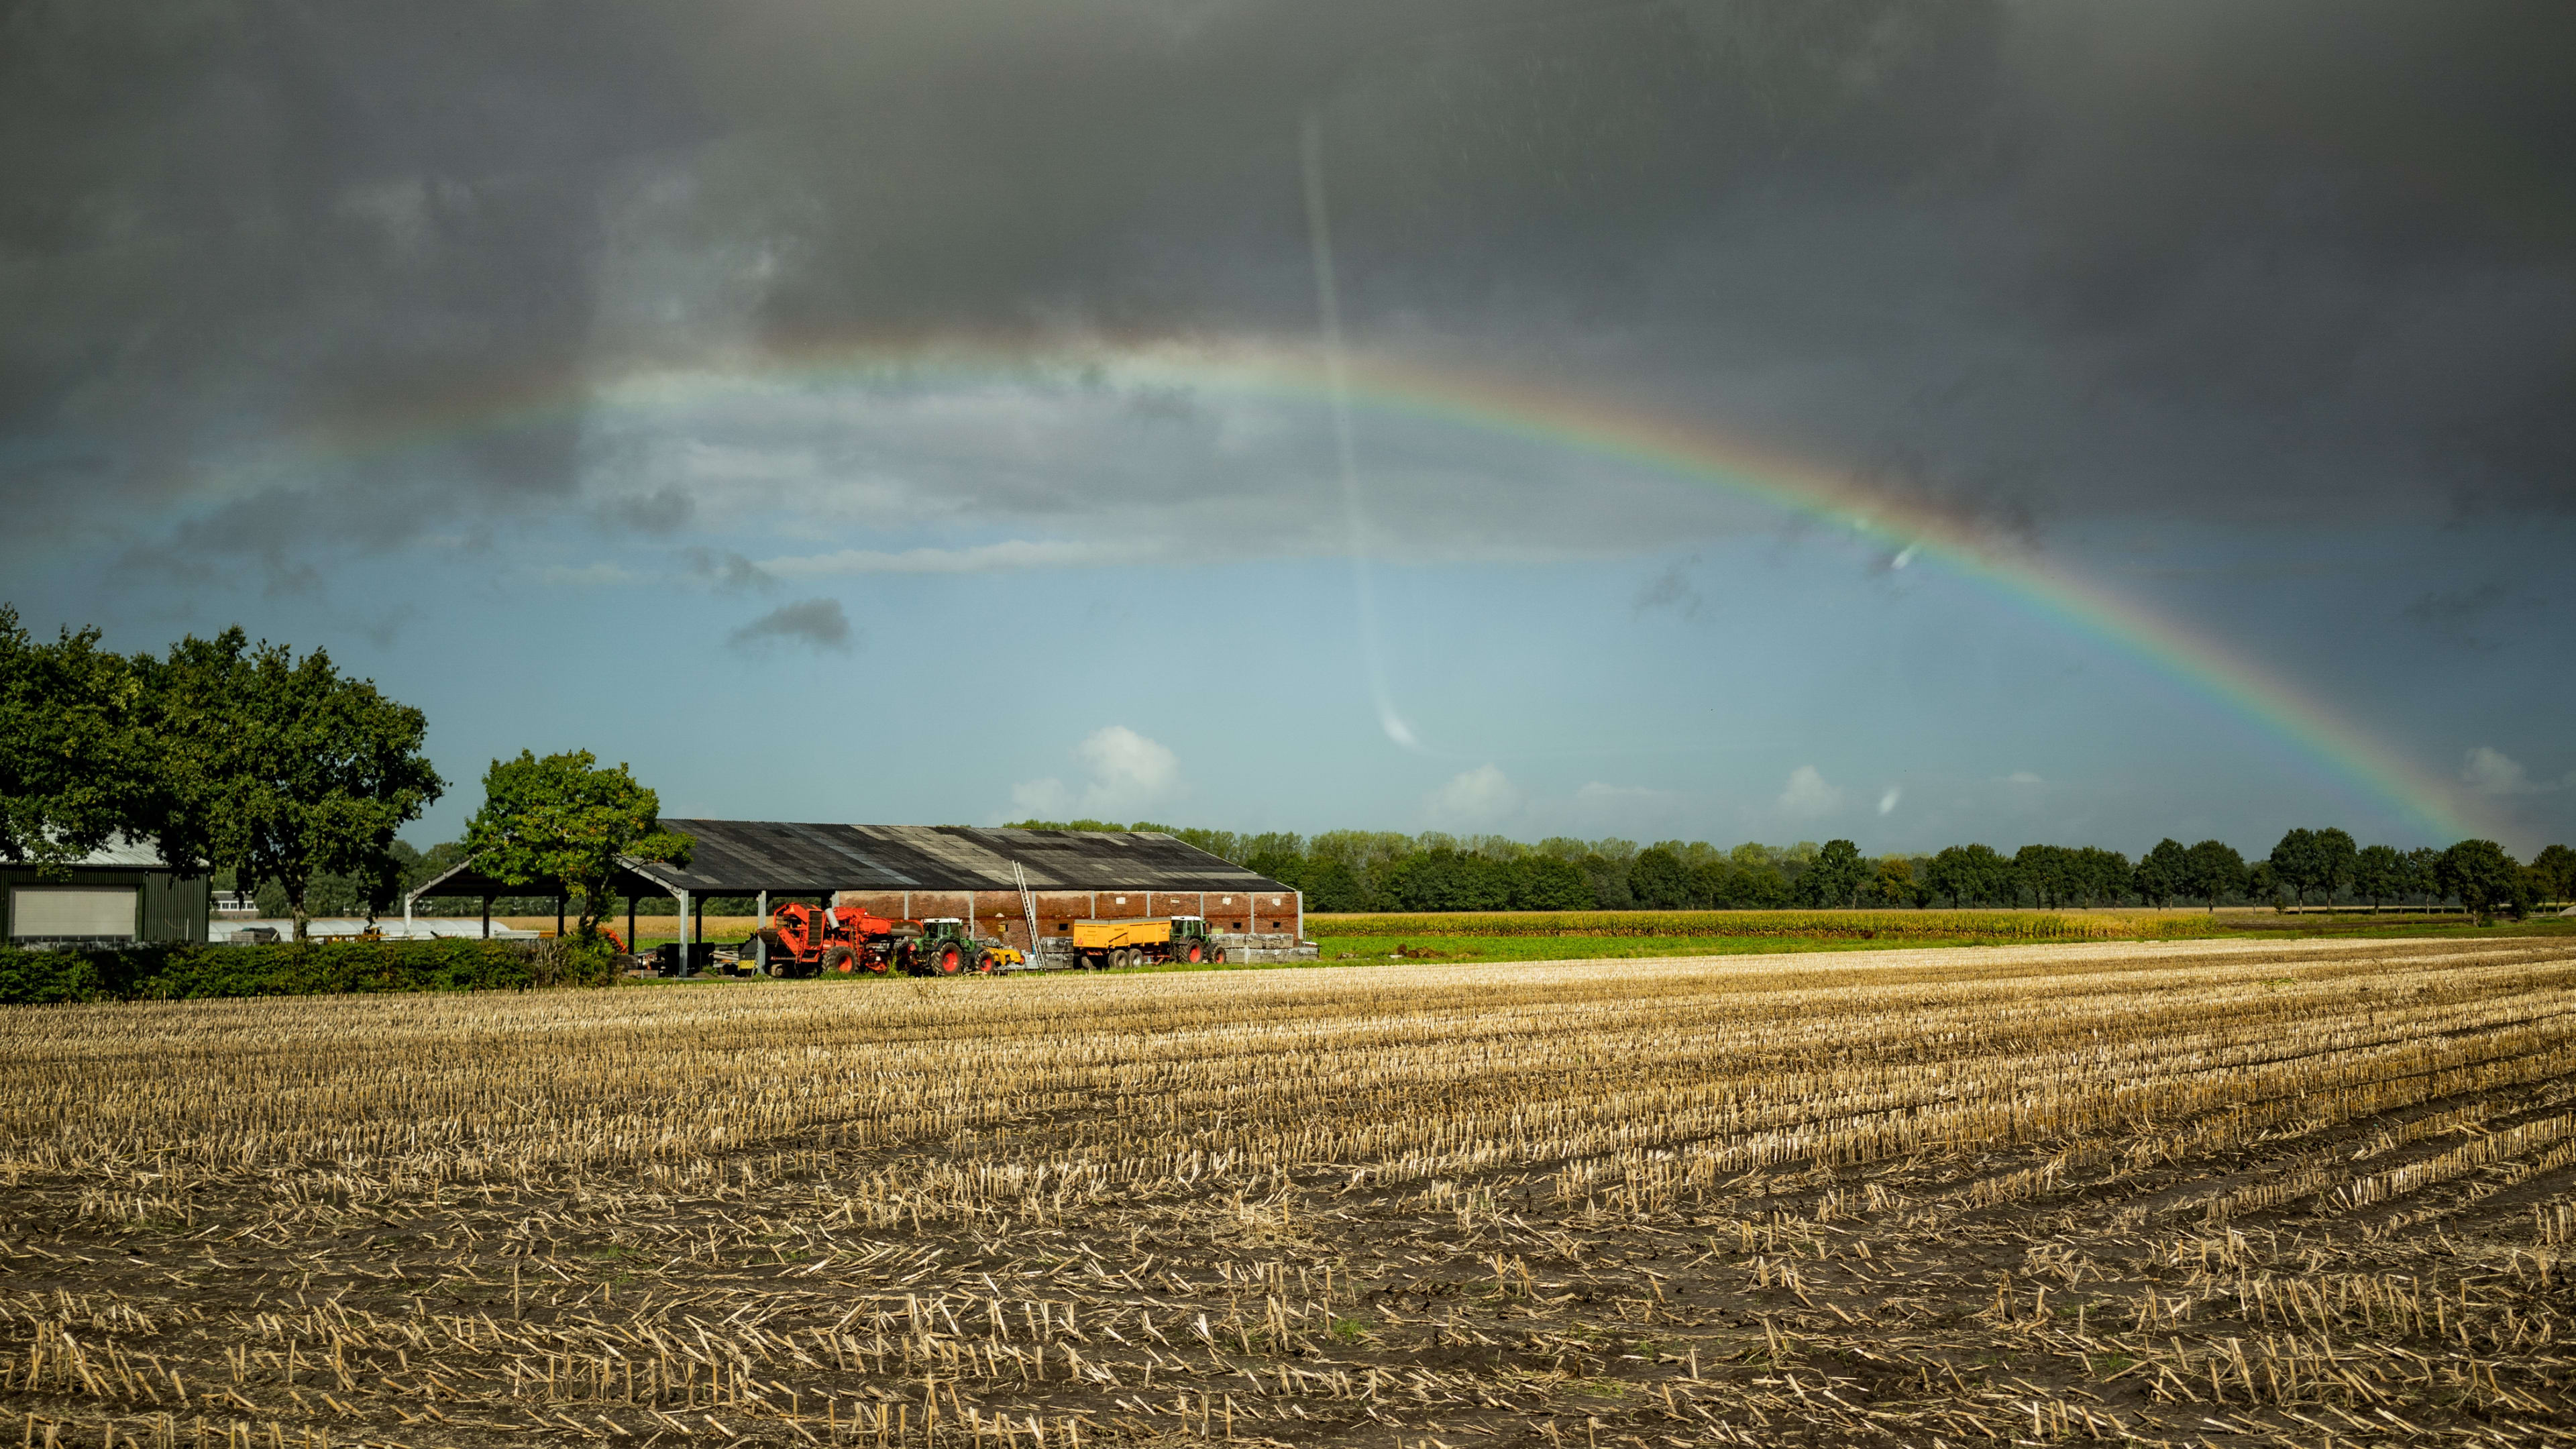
[3,935,2574,1449]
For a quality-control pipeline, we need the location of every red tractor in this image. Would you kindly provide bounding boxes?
[741,902,916,977]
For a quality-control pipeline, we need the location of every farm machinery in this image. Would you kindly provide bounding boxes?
[740,903,1024,977]
[1066,914,1224,969]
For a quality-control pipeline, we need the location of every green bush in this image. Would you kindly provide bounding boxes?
[0,936,619,1005]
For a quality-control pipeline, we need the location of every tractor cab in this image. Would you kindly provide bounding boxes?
[1169,915,1211,941]
[908,918,980,975]
[916,917,972,946]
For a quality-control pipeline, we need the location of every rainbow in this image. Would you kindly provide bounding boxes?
[314,338,2479,841]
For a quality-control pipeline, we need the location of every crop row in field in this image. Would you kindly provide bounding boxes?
[2,934,2572,1448]
[1303,907,2229,940]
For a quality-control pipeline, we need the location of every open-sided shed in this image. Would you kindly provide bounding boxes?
[403,821,1301,953]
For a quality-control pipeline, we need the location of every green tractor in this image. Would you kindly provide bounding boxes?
[1165,914,1222,965]
[908,917,986,975]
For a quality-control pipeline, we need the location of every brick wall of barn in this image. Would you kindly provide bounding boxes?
[837,885,1304,952]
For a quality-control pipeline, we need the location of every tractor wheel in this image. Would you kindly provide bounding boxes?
[1210,947,1228,965]
[970,949,997,975]
[1181,941,1203,964]
[930,944,964,975]
[820,945,856,975]
[1110,948,1130,970]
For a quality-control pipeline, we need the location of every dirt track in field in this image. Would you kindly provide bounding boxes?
[4,935,2573,1448]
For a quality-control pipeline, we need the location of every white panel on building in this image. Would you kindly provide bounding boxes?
[10,885,139,939]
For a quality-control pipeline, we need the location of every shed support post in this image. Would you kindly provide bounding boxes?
[481,895,492,940]
[674,890,691,973]
[627,894,636,955]
[1295,890,1304,943]
[404,892,414,938]
[755,890,768,975]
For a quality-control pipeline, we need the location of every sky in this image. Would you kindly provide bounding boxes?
[4,1,2572,857]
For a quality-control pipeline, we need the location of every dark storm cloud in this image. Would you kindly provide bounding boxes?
[727,597,851,654]
[5,1,2571,566]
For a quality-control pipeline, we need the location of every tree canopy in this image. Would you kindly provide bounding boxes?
[0,607,149,875]
[462,751,694,942]
[133,628,444,938]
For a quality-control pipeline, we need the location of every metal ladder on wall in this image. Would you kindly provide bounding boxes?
[1012,860,1044,965]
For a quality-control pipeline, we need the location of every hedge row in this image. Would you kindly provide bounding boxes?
[1303,909,2229,941]
[0,936,619,1005]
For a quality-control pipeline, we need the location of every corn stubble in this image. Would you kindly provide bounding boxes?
[3,935,2573,1448]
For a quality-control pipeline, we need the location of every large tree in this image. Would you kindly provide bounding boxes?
[2434,839,2522,924]
[2070,846,2133,907]
[1627,845,1694,910]
[1798,839,1866,908]
[0,607,150,875]
[1872,854,1923,907]
[2012,844,2070,908]
[1925,843,2009,907]
[2352,844,2407,908]
[2267,828,2319,906]
[2133,838,2190,907]
[462,750,693,943]
[2182,839,2248,912]
[2401,846,2442,904]
[2311,828,2358,906]
[2532,844,2576,906]
[136,628,443,938]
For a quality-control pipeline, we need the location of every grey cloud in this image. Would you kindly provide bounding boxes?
[727,597,851,653]
[5,1,2572,572]
[2402,582,2529,652]
[684,546,775,592]
[1633,557,1703,618]
[602,486,696,535]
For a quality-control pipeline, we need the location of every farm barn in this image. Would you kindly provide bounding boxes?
[407,821,1310,963]
[0,837,211,949]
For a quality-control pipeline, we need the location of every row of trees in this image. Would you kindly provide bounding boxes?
[1016,820,2574,922]
[3,608,688,940]
[2,608,443,938]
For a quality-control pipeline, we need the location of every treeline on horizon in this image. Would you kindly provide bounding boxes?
[1010,820,2576,922]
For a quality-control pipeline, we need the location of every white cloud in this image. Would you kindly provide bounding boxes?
[763,538,1162,577]
[1426,764,1524,828]
[1877,786,1902,816]
[1010,724,1183,820]
[1778,765,1843,819]
[2461,745,2572,796]
[2463,747,2532,796]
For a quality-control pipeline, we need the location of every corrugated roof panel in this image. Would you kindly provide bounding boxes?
[410,822,1289,898]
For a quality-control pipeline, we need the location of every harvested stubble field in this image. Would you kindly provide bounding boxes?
[4,936,2574,1449]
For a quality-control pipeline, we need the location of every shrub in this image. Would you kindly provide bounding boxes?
[0,936,619,1005]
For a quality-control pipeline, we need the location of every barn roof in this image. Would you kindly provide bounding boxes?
[407,822,1289,900]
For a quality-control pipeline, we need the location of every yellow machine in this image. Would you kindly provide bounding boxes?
[1067,916,1222,969]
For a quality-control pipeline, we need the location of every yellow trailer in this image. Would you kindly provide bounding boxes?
[1069,916,1223,968]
